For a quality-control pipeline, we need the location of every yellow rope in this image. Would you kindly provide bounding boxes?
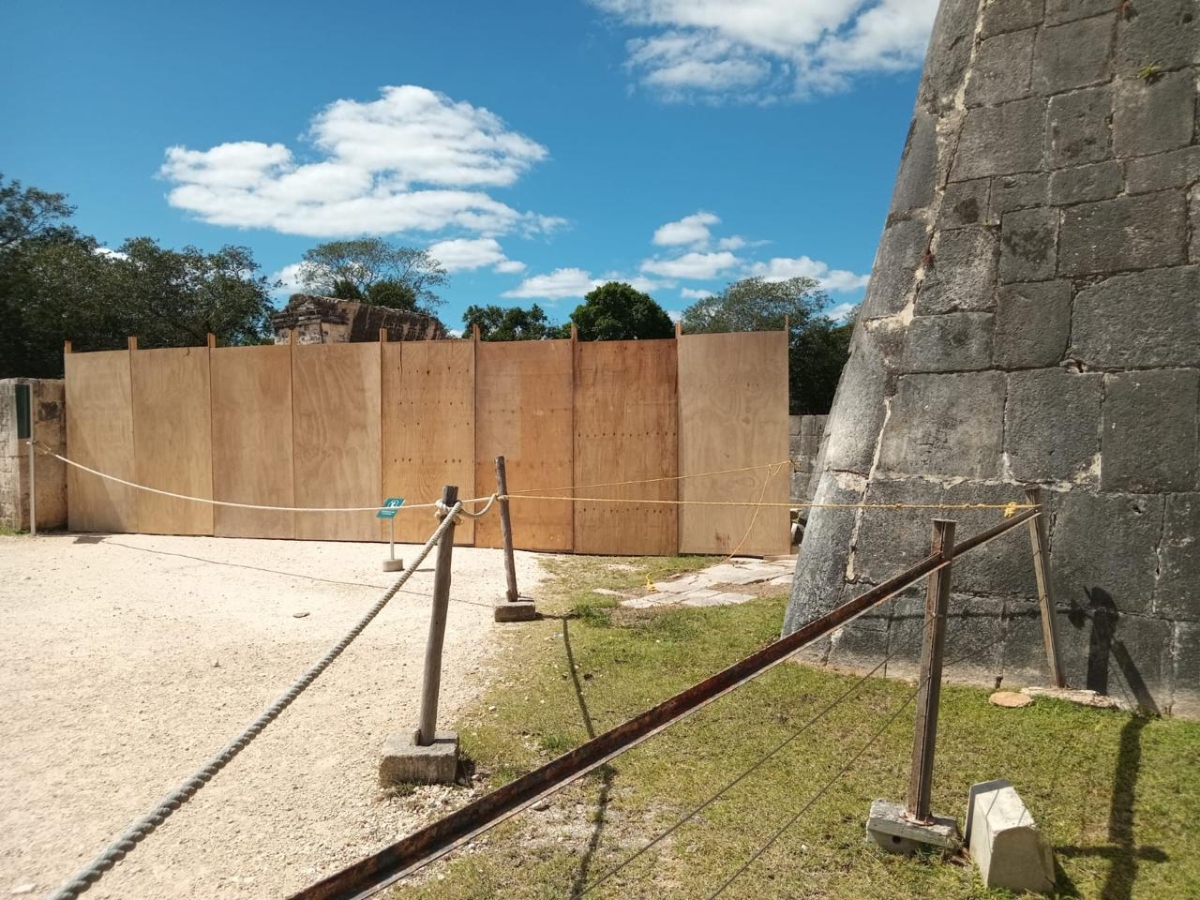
[501,495,1034,516]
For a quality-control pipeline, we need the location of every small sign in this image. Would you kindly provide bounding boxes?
[376,498,405,519]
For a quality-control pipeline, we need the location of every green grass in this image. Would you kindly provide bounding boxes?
[398,556,1200,900]
[0,524,24,537]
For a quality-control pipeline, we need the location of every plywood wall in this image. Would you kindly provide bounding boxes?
[382,340,476,544]
[292,342,381,541]
[678,331,790,556]
[573,340,679,556]
[475,339,574,551]
[64,349,137,533]
[210,344,295,539]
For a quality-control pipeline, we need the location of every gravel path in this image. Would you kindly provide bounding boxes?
[0,532,545,899]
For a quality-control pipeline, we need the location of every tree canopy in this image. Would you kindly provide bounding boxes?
[296,238,447,312]
[568,282,674,341]
[463,303,566,341]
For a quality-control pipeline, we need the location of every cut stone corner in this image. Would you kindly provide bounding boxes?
[379,729,459,785]
[865,798,961,856]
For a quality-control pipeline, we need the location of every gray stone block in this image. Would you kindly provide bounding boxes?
[919,0,985,111]
[853,480,945,585]
[990,172,1048,216]
[380,730,459,785]
[1125,146,1200,194]
[1115,0,1200,72]
[1173,622,1200,718]
[861,218,929,318]
[1156,493,1200,621]
[983,0,1044,37]
[940,178,993,228]
[1048,86,1112,166]
[916,227,999,313]
[1059,192,1187,276]
[821,325,905,475]
[867,799,960,855]
[1070,266,1200,368]
[1000,208,1059,282]
[1045,0,1114,24]
[1102,370,1200,493]
[1051,491,1163,616]
[886,592,1006,680]
[966,781,1055,894]
[1005,369,1102,482]
[1193,187,1200,263]
[1033,15,1114,95]
[890,110,938,213]
[878,372,1007,480]
[1113,72,1197,158]
[494,600,538,622]
[993,280,1072,368]
[902,313,994,373]
[967,28,1036,107]
[783,473,863,637]
[1001,598,1076,684]
[1048,161,1123,205]
[1060,609,1174,712]
[942,482,1040,598]
[952,99,1047,180]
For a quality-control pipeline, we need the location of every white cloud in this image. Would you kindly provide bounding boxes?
[680,287,714,300]
[824,301,857,322]
[94,246,129,261]
[667,309,683,323]
[270,262,308,296]
[503,267,603,300]
[426,237,524,273]
[653,211,720,247]
[749,255,870,292]
[161,86,563,238]
[716,235,746,250]
[641,250,740,279]
[589,0,938,101]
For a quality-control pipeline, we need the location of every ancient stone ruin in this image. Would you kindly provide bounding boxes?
[785,0,1199,716]
[271,294,447,344]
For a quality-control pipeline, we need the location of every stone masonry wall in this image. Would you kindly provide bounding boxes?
[784,0,1200,716]
[0,379,67,531]
[789,415,828,502]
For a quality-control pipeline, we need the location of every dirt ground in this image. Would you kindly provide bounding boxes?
[0,532,546,899]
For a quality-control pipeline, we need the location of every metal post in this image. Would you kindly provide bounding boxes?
[1025,487,1066,688]
[495,456,519,602]
[907,518,955,823]
[417,485,458,746]
[389,517,396,563]
[27,438,36,538]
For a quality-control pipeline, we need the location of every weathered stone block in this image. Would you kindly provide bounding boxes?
[878,372,1007,480]
[916,227,998,313]
[1051,491,1163,616]
[853,480,944,584]
[1033,15,1113,95]
[993,281,1072,368]
[1113,72,1197,158]
[990,172,1048,216]
[1000,208,1058,282]
[1115,0,1200,72]
[940,178,992,228]
[1005,369,1102,482]
[1001,598,1076,684]
[1102,370,1200,493]
[919,0,985,111]
[1059,192,1187,276]
[1045,0,1114,24]
[967,28,1036,107]
[821,324,905,475]
[1156,494,1200,621]
[966,781,1055,894]
[902,313,994,373]
[1125,146,1200,195]
[1173,623,1200,718]
[951,99,1047,180]
[1070,266,1200,368]
[983,0,1044,37]
[861,218,929,318]
[1058,609,1174,712]
[380,730,459,785]
[1048,87,1112,166]
[1048,161,1122,206]
[867,799,960,856]
[891,110,938,213]
[1193,187,1200,262]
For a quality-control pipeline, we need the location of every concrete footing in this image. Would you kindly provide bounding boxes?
[494,600,537,622]
[379,730,459,785]
[866,799,960,855]
[966,780,1055,894]
[381,558,405,572]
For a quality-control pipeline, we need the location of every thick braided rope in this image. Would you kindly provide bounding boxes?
[47,501,464,900]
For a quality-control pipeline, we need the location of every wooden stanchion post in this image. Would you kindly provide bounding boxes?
[417,485,458,746]
[495,456,520,603]
[1024,487,1066,688]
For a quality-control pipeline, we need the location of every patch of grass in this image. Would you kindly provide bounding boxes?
[0,524,24,537]
[403,557,1200,900]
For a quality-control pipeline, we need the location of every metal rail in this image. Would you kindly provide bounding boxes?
[290,507,1040,900]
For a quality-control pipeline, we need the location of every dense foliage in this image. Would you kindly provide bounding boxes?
[568,282,674,341]
[296,238,446,312]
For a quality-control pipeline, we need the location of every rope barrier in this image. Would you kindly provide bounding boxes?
[46,501,465,900]
[502,494,1035,516]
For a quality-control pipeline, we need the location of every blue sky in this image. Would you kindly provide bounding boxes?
[2,1,938,333]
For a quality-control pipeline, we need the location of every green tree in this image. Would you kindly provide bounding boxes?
[463,303,566,341]
[296,238,447,311]
[568,282,674,341]
[0,174,76,248]
[681,276,855,415]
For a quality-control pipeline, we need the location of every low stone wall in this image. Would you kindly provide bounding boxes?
[789,415,827,503]
[0,379,67,531]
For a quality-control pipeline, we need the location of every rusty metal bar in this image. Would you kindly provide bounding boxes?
[1025,487,1066,688]
[289,507,1040,900]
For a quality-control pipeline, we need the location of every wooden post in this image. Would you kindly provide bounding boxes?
[907,518,955,824]
[207,333,217,349]
[127,336,138,351]
[495,456,520,602]
[418,485,459,746]
[27,436,36,538]
[1025,487,1066,688]
[380,327,389,343]
[63,340,73,354]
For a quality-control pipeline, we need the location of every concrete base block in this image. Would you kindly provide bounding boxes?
[382,558,405,572]
[966,780,1055,894]
[866,799,960,855]
[379,730,458,785]
[494,600,537,622]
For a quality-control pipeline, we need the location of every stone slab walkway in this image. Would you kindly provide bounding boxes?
[618,557,796,610]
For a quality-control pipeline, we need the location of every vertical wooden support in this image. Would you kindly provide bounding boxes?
[63,340,73,355]
[127,336,138,351]
[418,485,459,746]
[907,518,955,824]
[27,429,36,538]
[379,327,389,343]
[1024,487,1066,688]
[207,333,217,349]
[495,456,519,602]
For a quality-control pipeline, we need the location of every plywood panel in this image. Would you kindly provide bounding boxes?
[292,342,381,542]
[64,350,137,533]
[475,340,573,551]
[211,344,295,539]
[678,331,790,556]
[382,340,475,544]
[574,340,678,556]
[130,346,214,535]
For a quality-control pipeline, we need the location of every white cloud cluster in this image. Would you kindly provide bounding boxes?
[502,268,602,299]
[427,237,525,274]
[590,0,938,101]
[748,254,870,292]
[161,86,562,238]
[653,210,720,246]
